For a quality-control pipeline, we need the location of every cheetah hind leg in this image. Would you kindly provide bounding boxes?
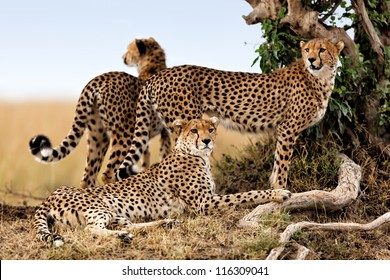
[159,127,172,160]
[80,114,110,188]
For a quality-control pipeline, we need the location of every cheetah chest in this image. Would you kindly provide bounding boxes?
[311,97,330,126]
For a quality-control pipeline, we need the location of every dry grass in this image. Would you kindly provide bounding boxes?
[0,204,287,260]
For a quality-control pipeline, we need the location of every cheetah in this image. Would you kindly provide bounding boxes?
[33,117,291,246]
[116,38,344,190]
[28,37,171,188]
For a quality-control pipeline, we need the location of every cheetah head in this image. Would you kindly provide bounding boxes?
[173,117,219,157]
[301,38,344,76]
[122,37,160,66]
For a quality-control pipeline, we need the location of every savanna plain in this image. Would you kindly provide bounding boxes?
[0,101,389,260]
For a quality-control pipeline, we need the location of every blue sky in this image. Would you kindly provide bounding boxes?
[0,0,264,101]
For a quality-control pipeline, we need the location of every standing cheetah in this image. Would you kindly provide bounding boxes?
[28,37,171,188]
[33,117,291,246]
[117,38,344,190]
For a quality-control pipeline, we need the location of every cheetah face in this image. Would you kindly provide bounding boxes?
[122,37,157,66]
[173,117,219,157]
[300,38,344,76]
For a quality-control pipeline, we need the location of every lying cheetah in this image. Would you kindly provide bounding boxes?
[117,38,344,190]
[29,37,171,188]
[33,117,291,246]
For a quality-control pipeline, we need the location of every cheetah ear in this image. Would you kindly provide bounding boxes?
[136,39,147,56]
[209,116,219,127]
[300,41,306,48]
[335,41,344,53]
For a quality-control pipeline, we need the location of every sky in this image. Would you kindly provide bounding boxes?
[0,0,264,101]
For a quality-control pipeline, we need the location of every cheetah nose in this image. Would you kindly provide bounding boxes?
[202,138,211,145]
[308,57,316,63]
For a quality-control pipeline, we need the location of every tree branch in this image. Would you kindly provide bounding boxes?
[319,0,342,23]
[242,0,282,24]
[352,0,385,64]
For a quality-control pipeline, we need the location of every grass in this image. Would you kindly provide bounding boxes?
[0,101,389,260]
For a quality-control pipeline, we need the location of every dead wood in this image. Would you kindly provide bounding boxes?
[266,212,390,260]
[238,154,362,228]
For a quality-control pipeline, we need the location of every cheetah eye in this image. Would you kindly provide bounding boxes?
[208,128,214,133]
[319,48,326,53]
[190,129,198,134]
[305,48,310,53]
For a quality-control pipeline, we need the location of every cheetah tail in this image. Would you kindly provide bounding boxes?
[28,88,94,163]
[33,204,64,247]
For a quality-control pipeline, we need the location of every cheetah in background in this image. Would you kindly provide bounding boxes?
[29,37,171,188]
[33,117,291,246]
[117,38,344,190]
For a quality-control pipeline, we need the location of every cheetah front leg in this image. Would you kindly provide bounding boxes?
[115,217,177,231]
[270,123,300,190]
[101,132,133,184]
[116,98,153,181]
[199,189,291,215]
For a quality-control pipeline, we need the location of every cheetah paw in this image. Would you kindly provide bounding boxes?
[274,189,291,203]
[52,234,65,247]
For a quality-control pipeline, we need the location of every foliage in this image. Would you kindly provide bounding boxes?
[252,7,303,73]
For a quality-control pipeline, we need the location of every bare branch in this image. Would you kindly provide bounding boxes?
[266,212,390,259]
